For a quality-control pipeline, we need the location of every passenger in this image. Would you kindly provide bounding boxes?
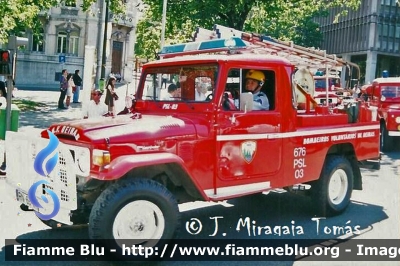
[195,82,207,101]
[245,70,269,110]
[161,83,180,100]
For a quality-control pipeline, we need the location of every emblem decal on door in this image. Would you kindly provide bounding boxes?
[241,141,257,163]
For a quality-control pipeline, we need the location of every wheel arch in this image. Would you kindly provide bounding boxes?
[325,143,362,190]
[122,162,205,202]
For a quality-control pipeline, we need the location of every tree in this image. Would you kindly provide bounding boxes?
[0,0,126,43]
[135,0,362,60]
[0,0,54,42]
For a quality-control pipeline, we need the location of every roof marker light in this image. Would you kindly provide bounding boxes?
[224,38,236,48]
[159,37,247,56]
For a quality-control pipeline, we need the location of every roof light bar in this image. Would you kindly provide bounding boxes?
[159,37,248,58]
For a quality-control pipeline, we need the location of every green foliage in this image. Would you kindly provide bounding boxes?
[0,0,127,43]
[0,0,361,60]
[135,0,361,60]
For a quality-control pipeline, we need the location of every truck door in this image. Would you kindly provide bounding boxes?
[214,68,282,195]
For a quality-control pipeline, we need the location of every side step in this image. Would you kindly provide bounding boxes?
[358,153,381,170]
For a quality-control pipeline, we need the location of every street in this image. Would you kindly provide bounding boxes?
[0,149,399,266]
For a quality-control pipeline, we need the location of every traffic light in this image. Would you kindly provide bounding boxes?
[0,50,11,75]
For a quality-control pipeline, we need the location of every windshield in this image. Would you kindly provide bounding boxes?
[140,64,218,102]
[314,77,341,91]
[381,86,400,100]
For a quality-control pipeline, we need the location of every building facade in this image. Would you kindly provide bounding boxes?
[317,0,400,84]
[14,0,139,90]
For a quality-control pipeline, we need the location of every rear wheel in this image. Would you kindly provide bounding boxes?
[311,156,353,216]
[89,178,180,255]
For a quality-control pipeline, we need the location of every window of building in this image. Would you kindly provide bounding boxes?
[64,0,76,7]
[396,26,400,38]
[57,32,67,53]
[381,0,395,6]
[69,32,79,55]
[57,30,79,55]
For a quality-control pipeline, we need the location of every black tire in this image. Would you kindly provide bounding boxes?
[380,124,393,152]
[89,178,180,255]
[310,156,353,217]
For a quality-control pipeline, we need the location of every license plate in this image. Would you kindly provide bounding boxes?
[16,189,39,212]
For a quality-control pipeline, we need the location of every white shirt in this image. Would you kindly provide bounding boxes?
[82,100,108,118]
[253,91,269,110]
[161,93,174,101]
[195,91,207,101]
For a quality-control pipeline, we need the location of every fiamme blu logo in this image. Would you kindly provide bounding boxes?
[28,130,61,220]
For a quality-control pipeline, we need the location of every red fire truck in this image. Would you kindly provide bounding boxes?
[361,77,400,151]
[5,27,380,251]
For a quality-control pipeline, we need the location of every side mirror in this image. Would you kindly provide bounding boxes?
[240,93,253,112]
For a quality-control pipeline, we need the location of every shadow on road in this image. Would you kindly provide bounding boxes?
[0,192,388,266]
[17,101,82,130]
[379,151,400,177]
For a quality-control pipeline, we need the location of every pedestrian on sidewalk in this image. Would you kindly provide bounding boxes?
[66,73,75,108]
[73,69,82,103]
[104,76,117,116]
[58,69,68,109]
[0,82,6,107]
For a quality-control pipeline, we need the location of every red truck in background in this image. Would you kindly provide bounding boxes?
[5,26,380,253]
[313,74,342,106]
[361,77,400,151]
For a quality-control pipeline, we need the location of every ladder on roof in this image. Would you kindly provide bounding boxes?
[161,24,359,75]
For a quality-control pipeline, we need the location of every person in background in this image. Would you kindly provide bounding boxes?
[115,72,122,82]
[0,82,5,174]
[161,74,168,89]
[161,83,180,100]
[245,70,269,110]
[65,73,75,108]
[104,76,117,116]
[0,81,7,107]
[58,69,68,109]
[72,69,82,103]
[82,90,108,118]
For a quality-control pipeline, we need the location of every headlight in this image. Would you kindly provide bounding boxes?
[396,117,400,124]
[92,149,111,167]
[381,96,386,101]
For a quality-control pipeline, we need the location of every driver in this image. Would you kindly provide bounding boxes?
[245,70,269,110]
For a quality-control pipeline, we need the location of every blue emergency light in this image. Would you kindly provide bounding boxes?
[159,37,248,56]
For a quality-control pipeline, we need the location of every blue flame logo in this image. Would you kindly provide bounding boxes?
[34,130,59,176]
[28,130,61,220]
[28,180,61,220]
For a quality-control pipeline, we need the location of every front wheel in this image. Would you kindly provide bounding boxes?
[89,178,180,252]
[310,156,353,216]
